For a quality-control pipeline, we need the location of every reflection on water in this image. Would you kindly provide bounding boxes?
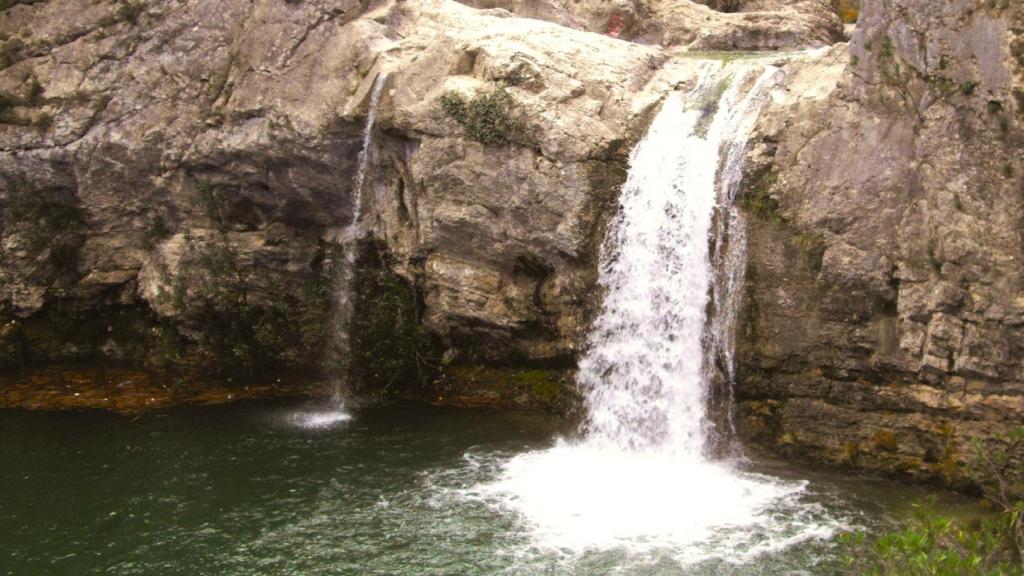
[0,400,972,576]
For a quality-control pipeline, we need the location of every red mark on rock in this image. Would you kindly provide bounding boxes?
[607,13,624,38]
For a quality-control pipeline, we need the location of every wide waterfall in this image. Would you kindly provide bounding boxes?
[580,68,776,455]
[477,61,843,562]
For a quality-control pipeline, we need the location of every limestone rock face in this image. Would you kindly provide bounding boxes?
[0,0,752,374]
[456,0,844,50]
[736,0,1024,479]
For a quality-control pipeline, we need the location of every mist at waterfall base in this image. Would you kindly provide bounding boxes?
[470,65,845,564]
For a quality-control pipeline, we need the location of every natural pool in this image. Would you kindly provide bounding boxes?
[1,399,971,576]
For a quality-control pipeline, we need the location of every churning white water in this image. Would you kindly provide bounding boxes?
[476,63,845,563]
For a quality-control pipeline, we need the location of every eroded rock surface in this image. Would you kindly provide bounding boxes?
[456,0,844,50]
[0,0,783,383]
[736,0,1024,480]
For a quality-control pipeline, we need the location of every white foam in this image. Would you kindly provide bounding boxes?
[288,409,352,429]
[473,442,843,564]
[468,62,844,566]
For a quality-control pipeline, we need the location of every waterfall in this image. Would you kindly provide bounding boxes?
[294,72,388,429]
[330,71,389,393]
[350,73,389,237]
[479,61,843,561]
[579,67,779,456]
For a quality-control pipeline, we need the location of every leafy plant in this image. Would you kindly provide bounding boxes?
[841,503,1022,576]
[348,239,439,395]
[960,81,980,96]
[969,428,1024,561]
[842,427,1024,575]
[440,87,518,146]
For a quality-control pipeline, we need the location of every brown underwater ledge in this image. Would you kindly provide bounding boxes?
[0,365,325,414]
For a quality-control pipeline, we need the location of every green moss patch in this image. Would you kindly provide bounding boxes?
[348,238,439,396]
[441,365,565,407]
[441,87,519,146]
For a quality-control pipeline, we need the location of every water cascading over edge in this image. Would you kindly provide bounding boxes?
[480,61,843,560]
[578,66,778,456]
[295,72,388,429]
[330,71,389,397]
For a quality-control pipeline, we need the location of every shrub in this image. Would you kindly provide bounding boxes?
[841,503,1022,576]
[831,0,859,23]
[162,232,338,377]
[843,427,1024,575]
[969,428,1024,560]
[960,81,980,96]
[348,238,438,395]
[440,87,518,146]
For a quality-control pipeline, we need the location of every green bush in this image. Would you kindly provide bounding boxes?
[843,427,1024,575]
[440,87,518,146]
[960,81,980,96]
[841,504,1022,576]
[348,238,438,395]
[161,233,339,377]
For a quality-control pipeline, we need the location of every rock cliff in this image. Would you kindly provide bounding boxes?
[1,0,818,387]
[0,0,1020,480]
[736,0,1024,480]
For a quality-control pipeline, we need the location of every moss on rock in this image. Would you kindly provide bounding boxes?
[348,238,440,397]
[440,86,520,146]
[433,365,571,413]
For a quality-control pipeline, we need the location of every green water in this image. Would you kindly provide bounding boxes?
[0,399,967,575]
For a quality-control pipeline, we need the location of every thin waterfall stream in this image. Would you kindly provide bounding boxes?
[477,61,846,562]
[292,72,389,429]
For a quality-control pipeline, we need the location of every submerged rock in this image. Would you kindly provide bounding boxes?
[0,365,319,413]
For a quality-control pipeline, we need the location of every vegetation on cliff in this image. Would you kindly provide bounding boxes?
[844,428,1024,575]
[347,239,439,398]
[440,87,519,146]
